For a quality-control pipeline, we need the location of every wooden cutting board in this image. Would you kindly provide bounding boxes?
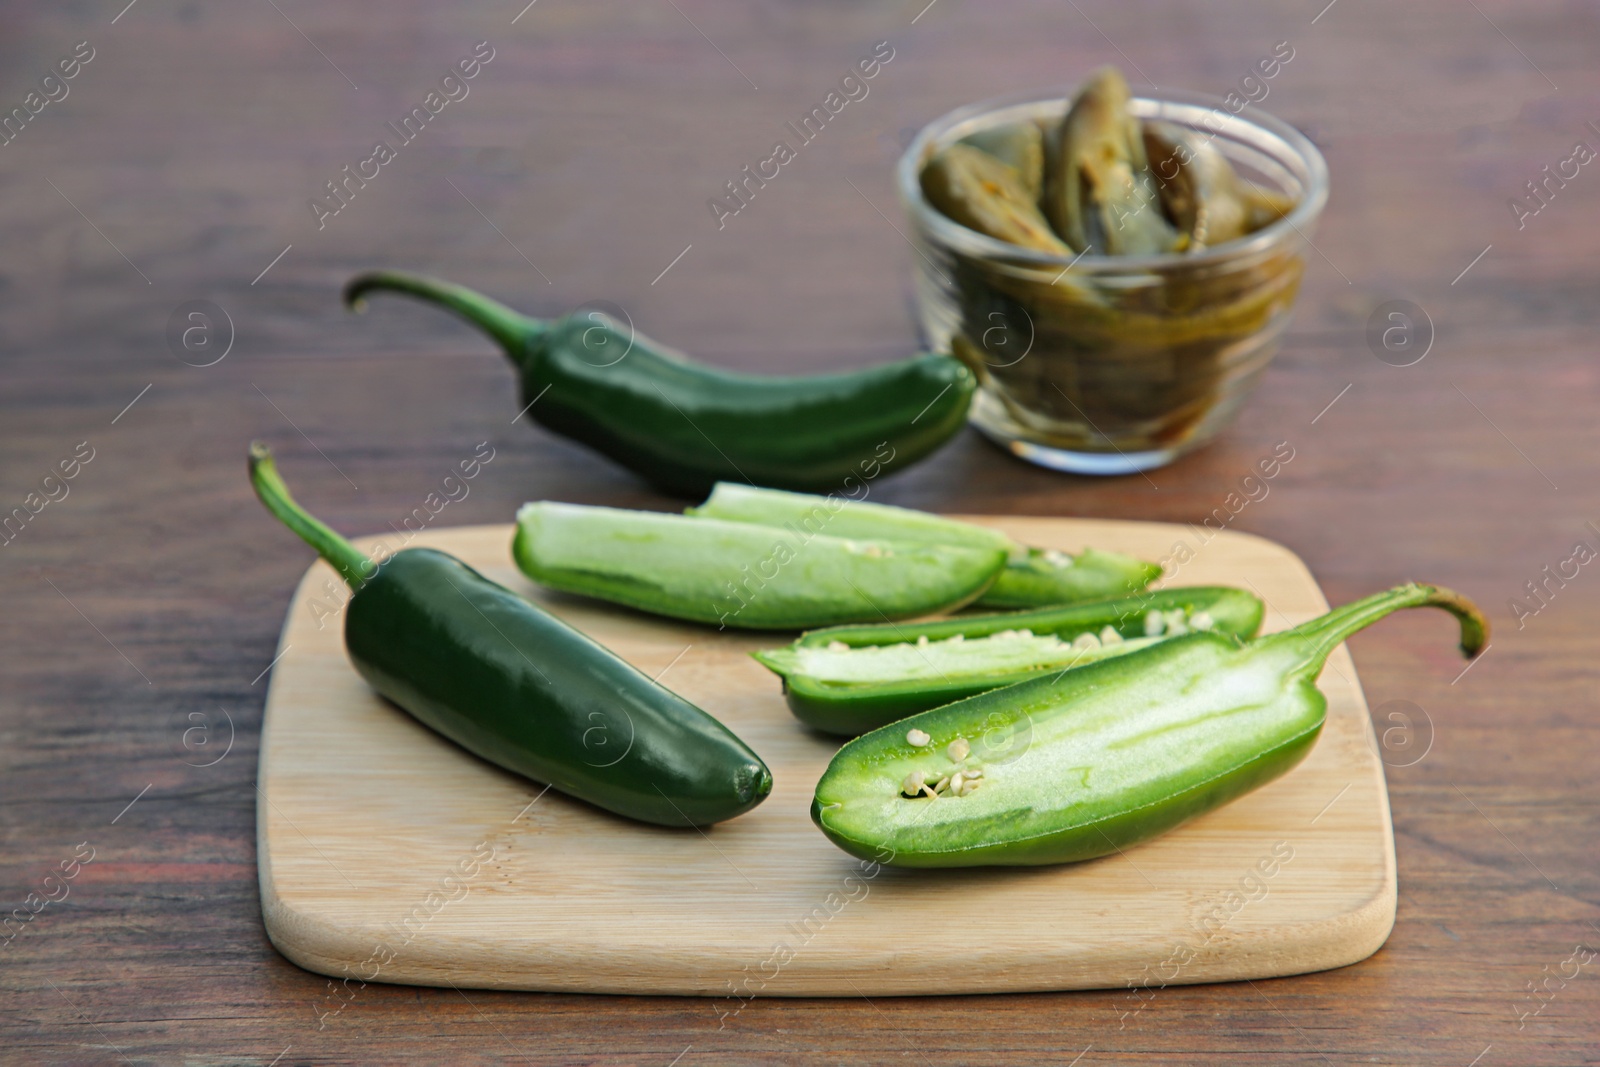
[258,518,1397,997]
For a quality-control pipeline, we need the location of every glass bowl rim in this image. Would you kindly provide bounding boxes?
[896,84,1330,272]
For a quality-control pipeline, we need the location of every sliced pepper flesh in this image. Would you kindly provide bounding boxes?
[978,545,1162,610]
[812,583,1487,867]
[756,586,1262,735]
[686,483,1160,610]
[687,482,1013,553]
[513,501,1007,631]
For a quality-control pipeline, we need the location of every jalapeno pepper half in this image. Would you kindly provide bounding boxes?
[512,500,1007,631]
[343,272,976,498]
[686,483,1161,609]
[813,583,1486,867]
[249,443,771,827]
[755,586,1262,735]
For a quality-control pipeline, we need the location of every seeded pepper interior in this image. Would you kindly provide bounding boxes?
[812,583,1487,868]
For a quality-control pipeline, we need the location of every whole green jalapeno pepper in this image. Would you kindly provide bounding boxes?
[343,272,976,498]
[249,443,771,827]
[813,582,1486,867]
[755,586,1262,735]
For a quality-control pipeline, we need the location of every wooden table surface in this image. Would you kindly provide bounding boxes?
[2,1,1595,1063]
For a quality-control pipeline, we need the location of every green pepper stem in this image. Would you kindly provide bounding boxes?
[248,442,373,592]
[1264,582,1488,676]
[343,271,544,369]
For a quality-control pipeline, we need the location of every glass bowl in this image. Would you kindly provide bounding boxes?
[898,86,1329,475]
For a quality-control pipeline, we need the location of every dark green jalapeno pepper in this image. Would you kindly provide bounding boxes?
[343,271,976,498]
[249,443,771,827]
[755,586,1262,735]
[813,582,1486,867]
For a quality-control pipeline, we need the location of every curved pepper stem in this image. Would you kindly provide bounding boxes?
[1265,582,1488,678]
[248,442,374,592]
[343,271,544,370]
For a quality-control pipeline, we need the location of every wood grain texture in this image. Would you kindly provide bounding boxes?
[260,519,1394,996]
[1,0,1597,1063]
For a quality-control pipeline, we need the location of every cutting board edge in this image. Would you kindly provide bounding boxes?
[257,867,1397,996]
